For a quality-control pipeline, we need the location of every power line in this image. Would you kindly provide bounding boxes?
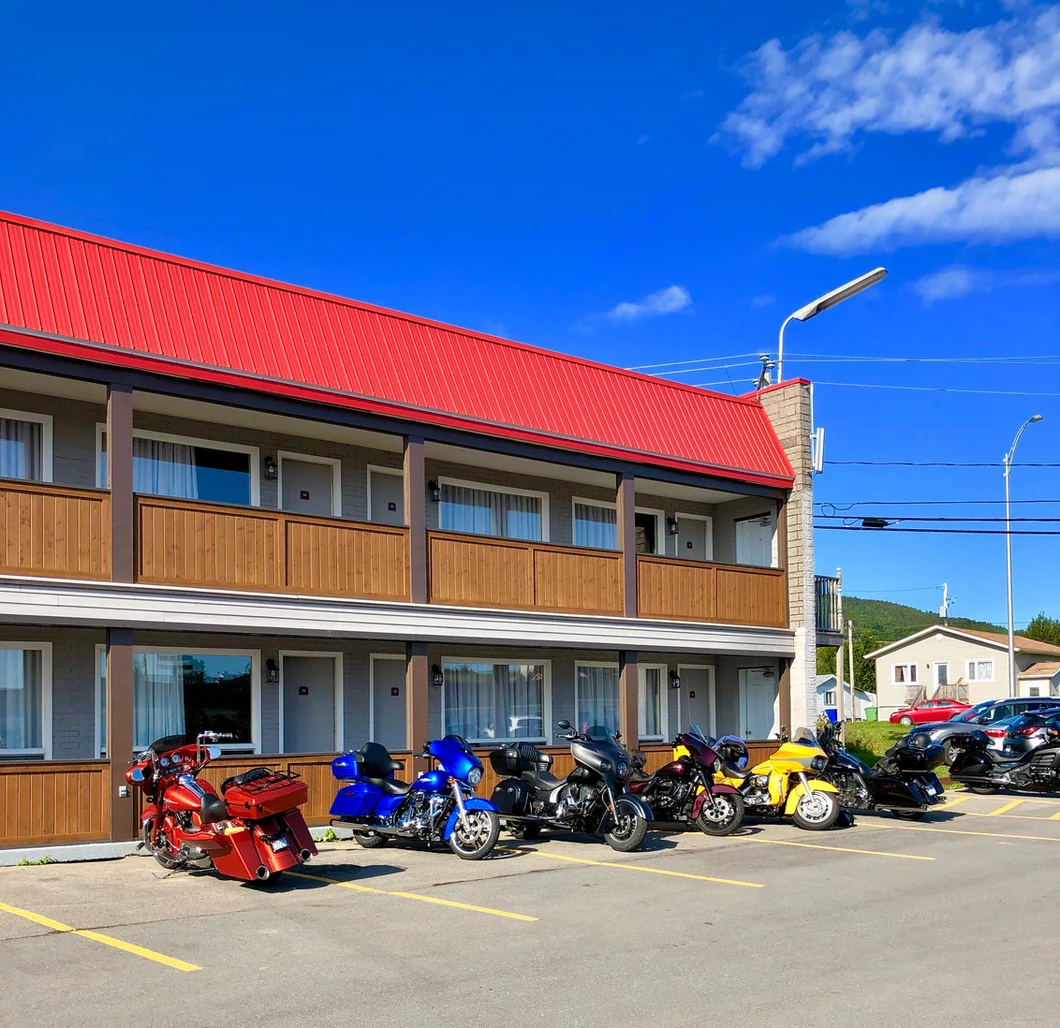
[812,381,1060,397]
[826,461,1060,467]
[626,353,760,371]
[817,499,1060,506]
[816,525,1060,536]
[817,515,1060,523]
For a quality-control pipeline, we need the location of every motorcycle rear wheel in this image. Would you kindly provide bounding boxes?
[891,809,927,821]
[507,822,542,840]
[353,831,388,849]
[968,783,1000,795]
[142,820,185,871]
[695,793,745,837]
[449,809,500,860]
[604,813,648,852]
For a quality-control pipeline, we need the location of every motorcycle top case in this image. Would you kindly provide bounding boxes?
[222,769,308,818]
[887,742,946,771]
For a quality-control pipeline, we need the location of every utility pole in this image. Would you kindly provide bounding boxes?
[847,620,856,726]
[938,583,953,624]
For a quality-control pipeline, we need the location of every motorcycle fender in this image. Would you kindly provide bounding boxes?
[442,798,499,841]
[691,785,740,821]
[140,802,160,826]
[614,795,652,822]
[784,780,838,816]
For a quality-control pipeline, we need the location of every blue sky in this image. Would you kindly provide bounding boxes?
[3,1,1060,627]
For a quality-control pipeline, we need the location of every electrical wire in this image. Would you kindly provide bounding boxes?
[816,525,1060,536]
[816,515,1060,523]
[817,499,1060,506]
[826,461,1060,467]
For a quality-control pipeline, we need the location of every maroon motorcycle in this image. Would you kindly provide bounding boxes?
[630,730,745,836]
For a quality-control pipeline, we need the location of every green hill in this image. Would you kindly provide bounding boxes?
[842,597,1003,644]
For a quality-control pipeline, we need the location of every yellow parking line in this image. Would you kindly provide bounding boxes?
[0,900,200,972]
[731,836,934,862]
[953,809,1060,823]
[940,793,969,806]
[285,870,538,921]
[868,822,1060,843]
[987,799,1024,816]
[1050,810,1060,821]
[506,847,764,888]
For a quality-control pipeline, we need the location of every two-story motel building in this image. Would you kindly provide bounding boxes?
[0,210,830,853]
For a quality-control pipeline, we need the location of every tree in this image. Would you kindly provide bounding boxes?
[1025,612,1060,648]
[816,627,880,697]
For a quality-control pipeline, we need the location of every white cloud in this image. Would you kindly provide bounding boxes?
[715,8,1060,169]
[605,285,692,322]
[751,293,776,307]
[912,261,1060,302]
[782,165,1060,253]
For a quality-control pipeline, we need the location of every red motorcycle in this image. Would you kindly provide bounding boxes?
[126,731,317,884]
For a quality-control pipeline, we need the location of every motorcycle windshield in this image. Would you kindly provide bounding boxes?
[676,733,718,765]
[146,734,193,754]
[792,727,818,746]
[428,735,482,782]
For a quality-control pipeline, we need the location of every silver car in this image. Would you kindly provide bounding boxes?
[911,698,1059,763]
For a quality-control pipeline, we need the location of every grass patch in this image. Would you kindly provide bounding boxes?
[312,828,338,844]
[15,855,54,866]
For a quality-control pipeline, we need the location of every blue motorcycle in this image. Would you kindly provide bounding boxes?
[329,736,501,860]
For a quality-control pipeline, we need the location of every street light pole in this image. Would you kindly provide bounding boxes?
[776,267,887,384]
[1005,414,1044,698]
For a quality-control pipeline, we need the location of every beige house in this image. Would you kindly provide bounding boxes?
[869,626,1060,717]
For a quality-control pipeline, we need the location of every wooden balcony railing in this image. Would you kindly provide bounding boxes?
[0,760,111,847]
[637,555,786,628]
[0,479,110,580]
[815,574,842,634]
[136,496,410,601]
[427,531,623,616]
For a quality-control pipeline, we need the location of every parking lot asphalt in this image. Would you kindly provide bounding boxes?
[3,794,1060,1028]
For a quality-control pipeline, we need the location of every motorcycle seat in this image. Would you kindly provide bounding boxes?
[367,777,411,797]
[721,762,752,780]
[200,793,230,825]
[524,769,562,792]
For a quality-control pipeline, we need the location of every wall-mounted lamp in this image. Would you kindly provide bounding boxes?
[669,670,681,690]
[666,516,679,536]
[265,658,279,683]
[263,456,278,481]
[428,480,441,502]
[431,664,444,687]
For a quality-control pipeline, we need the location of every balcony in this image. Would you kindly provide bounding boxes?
[815,574,843,645]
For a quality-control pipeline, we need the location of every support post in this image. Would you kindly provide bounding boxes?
[778,658,792,742]
[616,472,637,617]
[107,628,136,842]
[835,644,845,724]
[404,435,427,604]
[406,642,430,779]
[619,650,638,748]
[107,383,135,583]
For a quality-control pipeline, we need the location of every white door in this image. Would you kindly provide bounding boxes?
[280,457,336,517]
[369,469,404,525]
[739,667,776,740]
[735,514,774,567]
[677,516,710,562]
[281,655,338,753]
[935,662,949,688]
[681,666,716,738]
[371,656,407,751]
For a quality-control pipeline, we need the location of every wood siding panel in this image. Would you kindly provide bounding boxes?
[136,497,409,602]
[533,548,623,615]
[0,480,110,579]
[637,555,785,628]
[0,761,110,847]
[428,533,533,609]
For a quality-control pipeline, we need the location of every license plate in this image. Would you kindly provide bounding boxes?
[269,838,289,853]
[925,784,938,795]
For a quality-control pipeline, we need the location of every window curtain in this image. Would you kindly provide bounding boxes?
[133,438,199,499]
[133,653,186,747]
[639,668,662,738]
[0,649,43,751]
[574,503,617,549]
[576,664,619,733]
[444,663,544,741]
[440,484,541,540]
[0,418,42,481]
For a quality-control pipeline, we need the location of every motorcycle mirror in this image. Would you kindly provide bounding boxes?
[129,766,146,783]
[557,720,571,730]
[206,746,223,760]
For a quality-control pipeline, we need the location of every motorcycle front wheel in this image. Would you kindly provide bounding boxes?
[695,792,745,837]
[142,820,185,871]
[604,813,648,852]
[792,789,840,831]
[449,809,500,860]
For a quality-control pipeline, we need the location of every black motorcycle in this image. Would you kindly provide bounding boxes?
[818,721,947,821]
[948,726,1060,794]
[487,721,653,852]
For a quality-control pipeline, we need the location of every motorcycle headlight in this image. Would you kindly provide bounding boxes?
[616,761,628,778]
[467,766,483,786]
[712,758,721,773]
[811,755,827,772]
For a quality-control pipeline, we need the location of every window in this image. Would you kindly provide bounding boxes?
[98,649,258,752]
[439,480,545,541]
[1030,686,1041,697]
[0,644,50,756]
[639,665,666,740]
[97,428,258,506]
[575,662,663,740]
[824,690,836,706]
[0,408,52,482]
[442,661,548,743]
[893,664,917,684]
[967,659,995,683]
[574,500,616,549]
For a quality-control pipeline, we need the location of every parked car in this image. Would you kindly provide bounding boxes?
[1000,709,1060,756]
[909,698,1060,764]
[889,698,971,726]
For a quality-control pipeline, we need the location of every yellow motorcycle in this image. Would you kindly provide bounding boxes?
[713,728,840,831]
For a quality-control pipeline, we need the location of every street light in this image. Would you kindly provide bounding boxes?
[777,267,888,383]
[1005,414,1043,698]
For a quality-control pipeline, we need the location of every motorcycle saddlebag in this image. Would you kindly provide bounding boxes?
[330,782,383,819]
[223,769,308,819]
[490,778,532,816]
[488,743,552,776]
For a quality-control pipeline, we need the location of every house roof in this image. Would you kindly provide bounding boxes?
[0,210,795,488]
[1019,661,1060,679]
[866,625,1060,660]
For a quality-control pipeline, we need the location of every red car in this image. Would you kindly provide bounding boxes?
[889,698,972,726]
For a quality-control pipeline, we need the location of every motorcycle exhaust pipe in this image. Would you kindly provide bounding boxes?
[299,848,312,862]
[255,865,270,881]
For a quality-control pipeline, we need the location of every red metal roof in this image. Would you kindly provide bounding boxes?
[0,211,793,487]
